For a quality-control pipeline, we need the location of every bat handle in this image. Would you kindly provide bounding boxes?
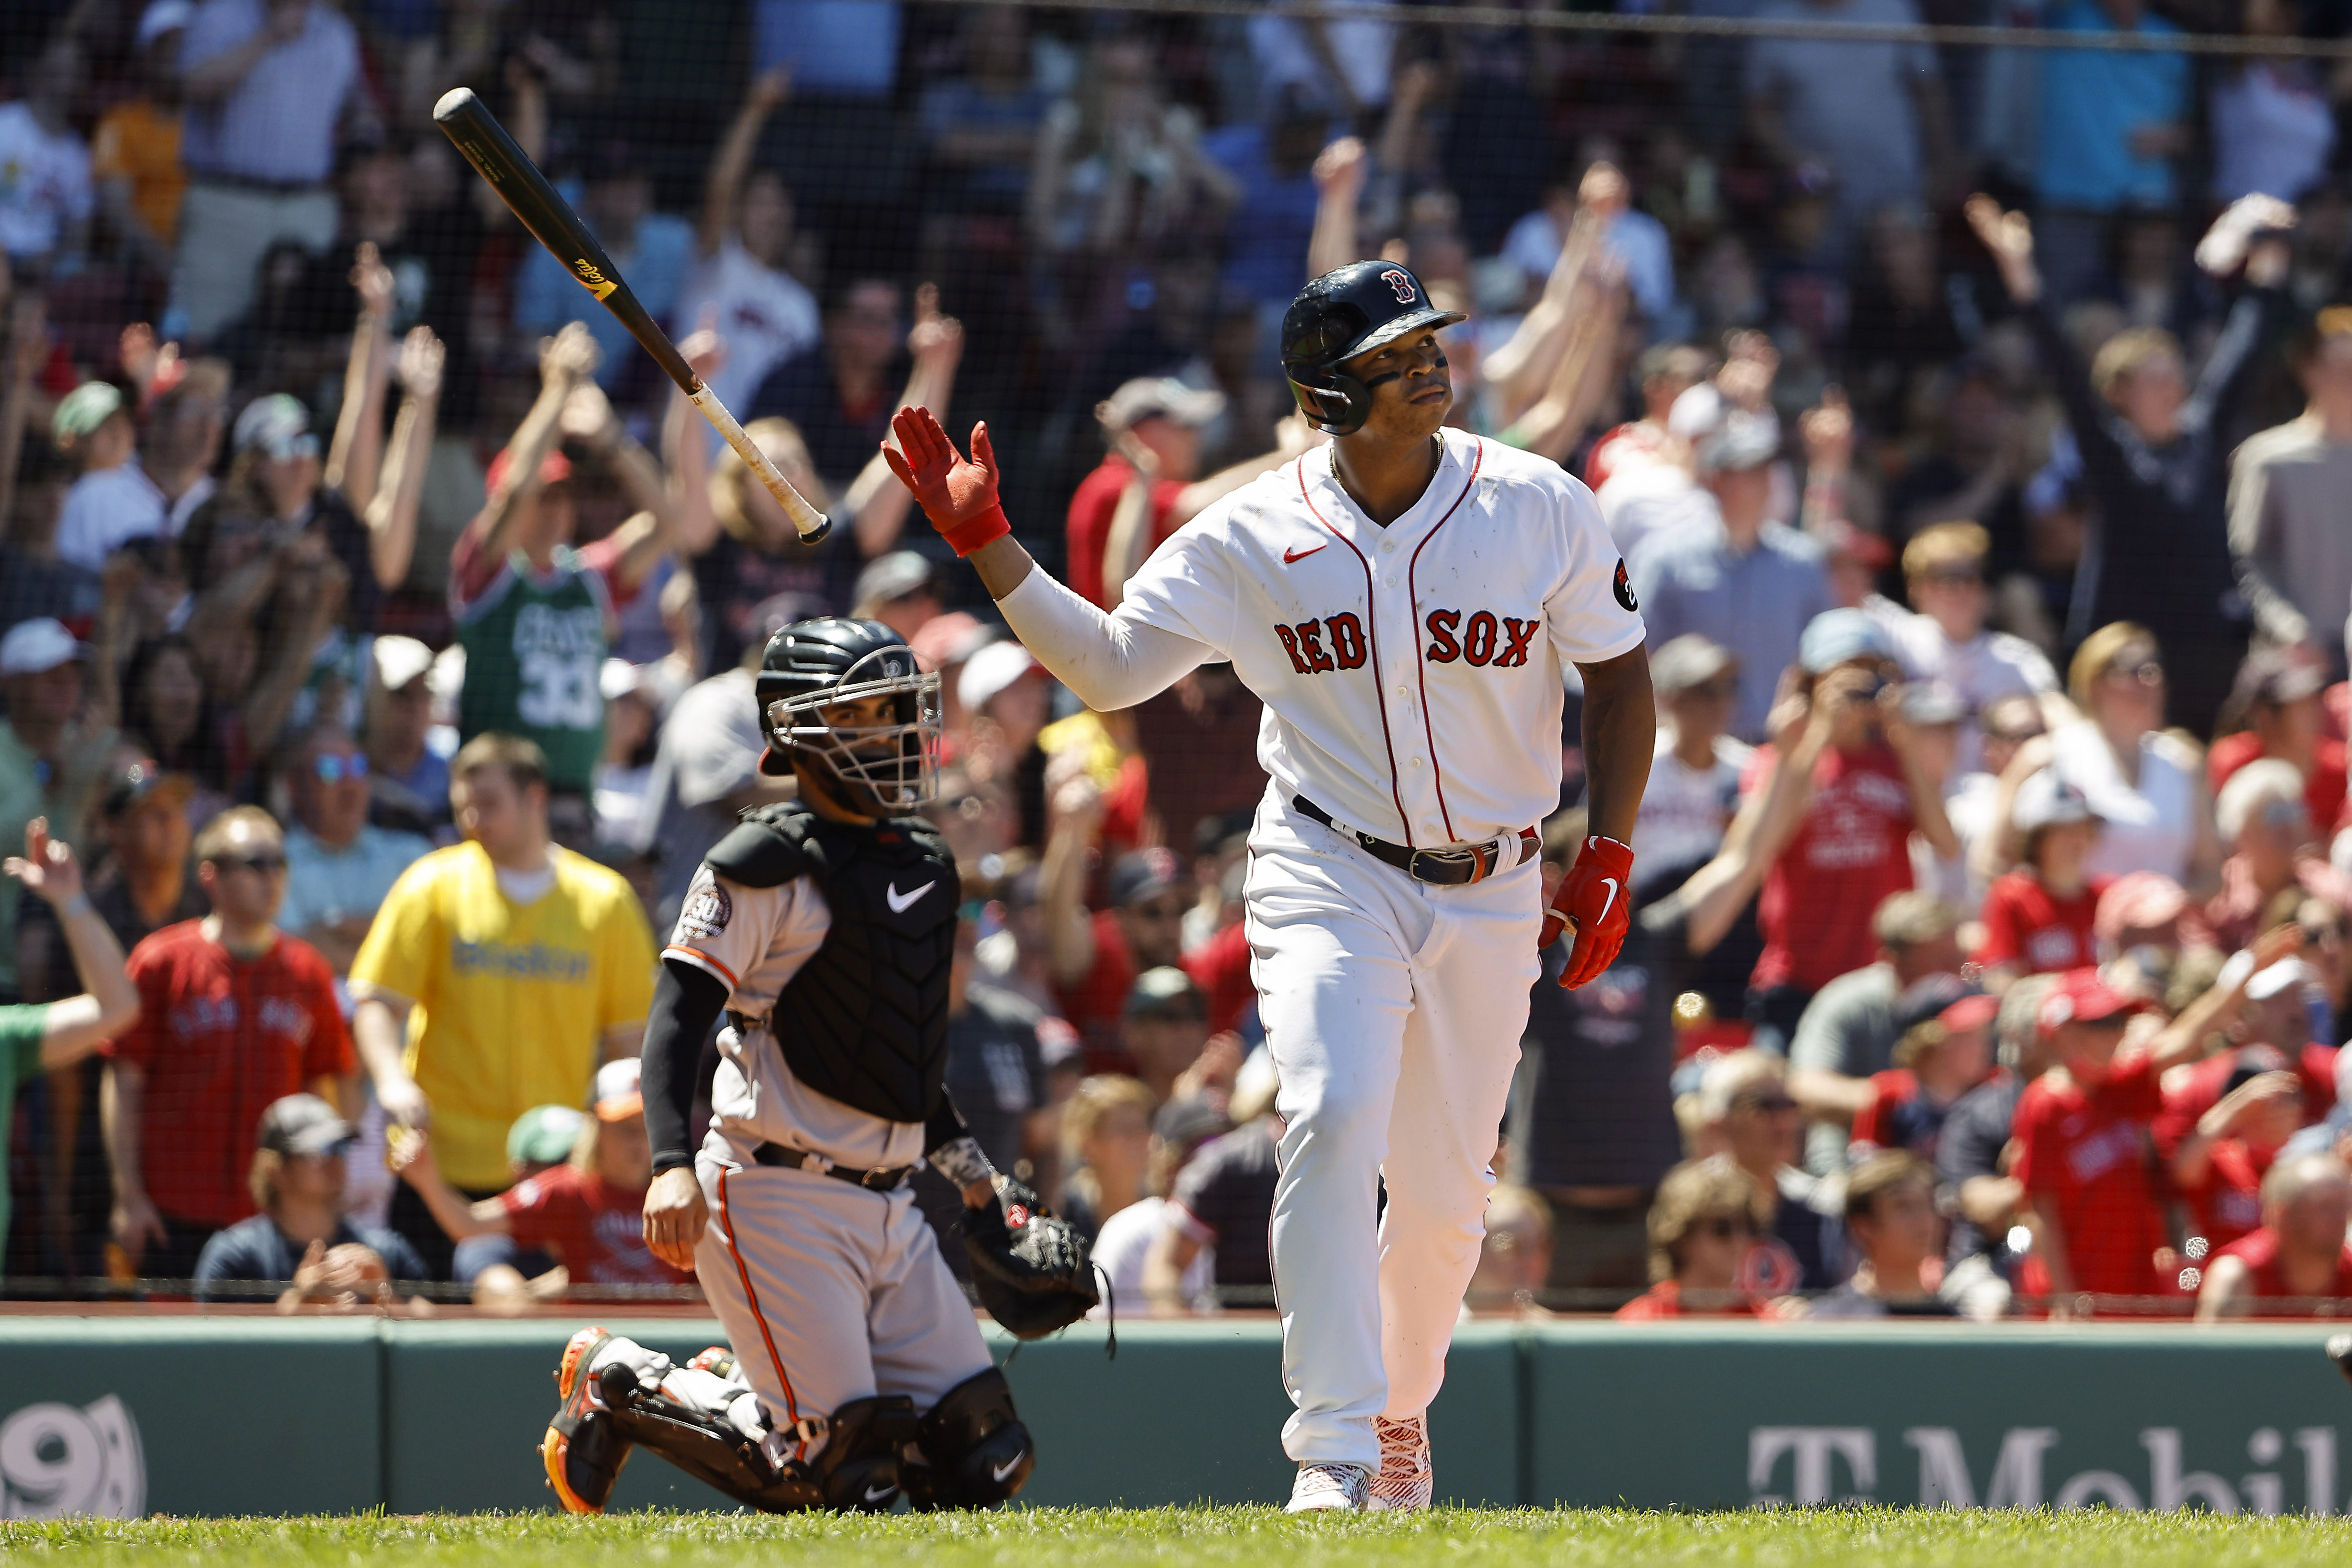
[687,384,831,546]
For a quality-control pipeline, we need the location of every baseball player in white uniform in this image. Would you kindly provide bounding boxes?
[539,618,1089,1516]
[885,260,1655,1512]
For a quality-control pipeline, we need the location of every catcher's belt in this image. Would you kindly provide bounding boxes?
[752,1140,916,1192]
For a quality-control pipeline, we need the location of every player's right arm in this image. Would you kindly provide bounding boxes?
[885,407,1224,711]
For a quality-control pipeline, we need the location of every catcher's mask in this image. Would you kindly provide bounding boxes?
[756,618,942,814]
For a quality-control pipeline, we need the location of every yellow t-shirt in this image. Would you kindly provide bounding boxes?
[351,842,656,1191]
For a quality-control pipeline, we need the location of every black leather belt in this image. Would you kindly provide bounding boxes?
[752,1142,916,1191]
[1291,795,1538,886]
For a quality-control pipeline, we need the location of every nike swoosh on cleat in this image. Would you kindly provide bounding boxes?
[864,1483,897,1502]
[1283,544,1327,564]
[993,1454,1026,1483]
[886,879,936,914]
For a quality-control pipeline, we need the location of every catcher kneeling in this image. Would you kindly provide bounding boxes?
[543,617,1094,1515]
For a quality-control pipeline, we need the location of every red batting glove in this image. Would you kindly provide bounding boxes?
[1540,835,1635,989]
[884,407,1010,557]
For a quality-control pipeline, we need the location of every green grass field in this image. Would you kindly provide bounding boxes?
[11,1509,2352,1568]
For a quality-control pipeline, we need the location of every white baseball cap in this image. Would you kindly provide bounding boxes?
[959,639,1041,714]
[0,618,84,676]
[373,634,435,691]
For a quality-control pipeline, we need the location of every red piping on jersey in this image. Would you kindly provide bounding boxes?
[1297,460,1412,846]
[663,945,739,991]
[1405,443,1485,844]
[718,1167,802,1432]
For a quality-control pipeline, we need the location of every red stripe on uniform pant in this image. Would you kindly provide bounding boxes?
[717,1167,802,1436]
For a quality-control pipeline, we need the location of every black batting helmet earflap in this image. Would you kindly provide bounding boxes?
[1280,261,1467,436]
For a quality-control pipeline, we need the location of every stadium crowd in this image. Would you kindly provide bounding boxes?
[8,0,2352,1320]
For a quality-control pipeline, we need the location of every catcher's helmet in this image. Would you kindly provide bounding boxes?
[755,617,942,812]
[1280,261,1466,436]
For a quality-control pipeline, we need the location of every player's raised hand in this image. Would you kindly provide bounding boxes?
[884,407,1010,557]
[642,1166,709,1271]
[1542,834,1636,989]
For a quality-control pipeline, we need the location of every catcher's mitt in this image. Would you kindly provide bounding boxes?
[959,1174,1098,1339]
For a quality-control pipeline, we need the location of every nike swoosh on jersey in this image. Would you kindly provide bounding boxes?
[886,879,937,914]
[992,1454,1026,1483]
[1282,544,1328,564]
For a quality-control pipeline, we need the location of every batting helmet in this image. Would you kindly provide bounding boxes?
[755,617,942,812]
[1280,261,1466,436]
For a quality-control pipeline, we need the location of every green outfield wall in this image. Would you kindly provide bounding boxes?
[4,1316,2351,1517]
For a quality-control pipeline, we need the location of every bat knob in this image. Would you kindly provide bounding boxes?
[801,514,832,547]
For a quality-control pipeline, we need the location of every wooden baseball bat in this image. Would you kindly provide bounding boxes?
[433,87,830,545]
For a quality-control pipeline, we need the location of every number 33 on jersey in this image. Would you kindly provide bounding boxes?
[1124,433,1645,852]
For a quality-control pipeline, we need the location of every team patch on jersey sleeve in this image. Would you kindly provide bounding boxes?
[1613,557,1638,613]
[676,879,733,940]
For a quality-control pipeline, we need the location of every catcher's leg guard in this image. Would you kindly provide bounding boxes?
[903,1367,1032,1510]
[805,1395,922,1511]
[543,1327,635,1514]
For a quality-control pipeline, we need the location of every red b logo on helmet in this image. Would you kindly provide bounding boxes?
[1379,268,1417,304]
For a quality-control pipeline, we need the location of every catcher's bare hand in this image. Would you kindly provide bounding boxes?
[642,1165,708,1271]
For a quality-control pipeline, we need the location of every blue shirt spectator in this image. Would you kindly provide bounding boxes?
[1629,416,1836,742]
[515,172,694,388]
[1632,517,1834,741]
[178,0,360,185]
[2035,0,2188,211]
[1202,115,1323,311]
[754,1,901,97]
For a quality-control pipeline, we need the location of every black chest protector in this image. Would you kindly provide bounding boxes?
[704,802,961,1124]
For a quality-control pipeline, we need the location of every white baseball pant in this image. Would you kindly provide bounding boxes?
[693,1152,995,1447]
[1246,790,1539,1469]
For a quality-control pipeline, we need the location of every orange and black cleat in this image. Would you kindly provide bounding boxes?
[543,1326,633,1514]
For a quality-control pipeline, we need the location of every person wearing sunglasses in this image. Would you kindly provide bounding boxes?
[1696,1048,1846,1291]
[2017,621,2220,893]
[275,721,432,977]
[2205,757,2352,951]
[1616,1156,1775,1319]
[101,805,353,1282]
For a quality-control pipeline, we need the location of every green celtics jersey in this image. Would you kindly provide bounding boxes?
[455,548,610,791]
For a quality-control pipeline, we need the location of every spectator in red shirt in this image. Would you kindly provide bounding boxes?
[1741,609,1959,1046]
[1617,1156,1774,1319]
[2094,871,2197,966]
[2153,953,2338,1184]
[2205,759,2352,950]
[2208,650,2346,837]
[2012,968,2167,1308]
[1977,772,2110,984]
[2169,1047,2304,1256]
[2196,1152,2352,1319]
[1850,981,1998,1163]
[2015,945,2294,1312]
[391,1058,690,1299]
[1064,377,1311,611]
[103,806,353,1280]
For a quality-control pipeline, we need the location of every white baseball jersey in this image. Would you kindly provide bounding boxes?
[662,866,925,1171]
[999,432,1645,847]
